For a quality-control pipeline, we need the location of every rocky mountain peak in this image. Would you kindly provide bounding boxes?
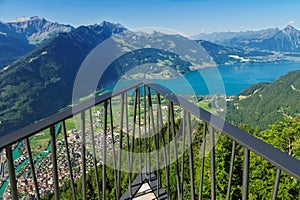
[5,16,73,44]
[283,25,298,32]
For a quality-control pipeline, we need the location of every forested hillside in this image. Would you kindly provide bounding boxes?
[226,70,300,130]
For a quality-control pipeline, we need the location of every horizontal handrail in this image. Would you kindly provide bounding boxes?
[1,81,300,179]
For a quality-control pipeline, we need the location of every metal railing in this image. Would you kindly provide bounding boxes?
[0,81,300,199]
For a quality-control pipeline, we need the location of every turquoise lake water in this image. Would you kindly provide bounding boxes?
[125,62,300,96]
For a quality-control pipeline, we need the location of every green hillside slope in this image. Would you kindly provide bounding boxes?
[226,70,300,130]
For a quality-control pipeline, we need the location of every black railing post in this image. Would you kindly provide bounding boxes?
[50,125,60,200]
[88,109,101,199]
[117,93,125,198]
[242,148,250,200]
[62,121,77,200]
[103,101,108,200]
[6,145,18,200]
[226,140,236,200]
[166,96,171,197]
[209,125,216,200]
[157,93,169,196]
[129,88,138,188]
[272,168,281,200]
[147,86,160,197]
[170,100,182,199]
[143,85,148,177]
[180,110,186,200]
[80,111,86,200]
[147,87,152,179]
[187,112,195,200]
[199,123,207,200]
[125,92,132,198]
[109,99,118,199]
[26,138,41,200]
[138,88,143,177]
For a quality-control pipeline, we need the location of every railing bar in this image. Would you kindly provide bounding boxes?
[117,93,125,198]
[156,93,161,193]
[143,85,148,176]
[62,121,76,200]
[25,138,41,200]
[88,109,101,199]
[138,87,143,177]
[130,88,138,171]
[141,85,148,177]
[170,100,182,199]
[209,125,216,200]
[50,125,60,200]
[242,147,250,200]
[272,168,281,200]
[180,110,186,200]
[157,93,168,195]
[226,140,236,200]
[103,101,108,200]
[167,100,171,197]
[109,99,118,199]
[125,92,132,197]
[147,87,152,178]
[6,145,18,200]
[80,112,86,200]
[187,112,195,200]
[199,122,207,200]
[147,86,160,197]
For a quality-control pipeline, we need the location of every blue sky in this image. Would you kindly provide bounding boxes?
[0,0,300,36]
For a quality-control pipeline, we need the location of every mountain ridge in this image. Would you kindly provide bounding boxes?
[0,16,73,69]
[193,25,300,53]
[0,21,126,136]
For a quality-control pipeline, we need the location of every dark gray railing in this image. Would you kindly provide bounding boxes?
[0,81,300,199]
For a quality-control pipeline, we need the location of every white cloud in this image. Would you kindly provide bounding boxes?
[288,20,295,25]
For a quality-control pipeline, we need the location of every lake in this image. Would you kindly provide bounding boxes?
[146,62,300,96]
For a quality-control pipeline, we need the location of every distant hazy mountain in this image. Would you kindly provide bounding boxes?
[0,16,73,69]
[226,70,300,130]
[192,28,279,45]
[193,26,300,53]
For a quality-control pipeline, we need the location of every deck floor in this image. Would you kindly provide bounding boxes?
[133,182,157,200]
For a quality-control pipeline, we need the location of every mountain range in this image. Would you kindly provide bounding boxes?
[193,25,300,53]
[1,16,300,136]
[0,16,73,69]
